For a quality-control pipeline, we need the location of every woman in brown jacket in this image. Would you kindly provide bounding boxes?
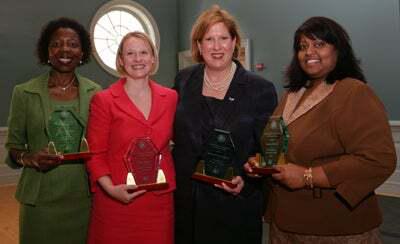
[261,17,396,243]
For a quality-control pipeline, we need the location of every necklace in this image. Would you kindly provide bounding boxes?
[203,62,236,91]
[59,76,76,92]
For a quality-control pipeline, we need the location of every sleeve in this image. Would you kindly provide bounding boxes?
[172,65,198,95]
[172,69,187,95]
[322,84,397,207]
[86,92,112,192]
[4,86,27,169]
[172,73,181,94]
[241,79,278,197]
[252,80,278,154]
[171,89,178,112]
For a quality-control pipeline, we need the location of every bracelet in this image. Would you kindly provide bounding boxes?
[18,151,27,166]
[303,167,314,189]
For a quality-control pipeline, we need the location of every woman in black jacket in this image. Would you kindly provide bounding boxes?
[173,5,277,244]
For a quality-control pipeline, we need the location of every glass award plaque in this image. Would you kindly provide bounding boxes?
[47,109,92,162]
[251,116,289,175]
[192,129,237,188]
[124,137,168,191]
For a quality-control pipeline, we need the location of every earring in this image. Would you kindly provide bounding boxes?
[79,60,83,65]
[47,60,50,64]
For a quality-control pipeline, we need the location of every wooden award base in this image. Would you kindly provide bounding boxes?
[48,139,92,162]
[192,173,236,188]
[250,165,279,175]
[128,182,169,192]
[250,153,284,175]
[62,152,93,161]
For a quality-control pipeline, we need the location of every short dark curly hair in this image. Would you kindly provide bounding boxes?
[36,17,91,66]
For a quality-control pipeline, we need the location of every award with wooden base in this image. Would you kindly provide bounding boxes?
[48,108,92,162]
[124,138,168,192]
[192,129,237,188]
[251,116,289,175]
[48,138,93,161]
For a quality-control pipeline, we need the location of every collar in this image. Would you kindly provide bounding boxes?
[283,81,336,125]
[109,77,167,98]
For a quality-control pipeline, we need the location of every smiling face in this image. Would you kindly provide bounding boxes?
[297,35,338,82]
[197,22,236,72]
[48,28,83,73]
[118,36,155,80]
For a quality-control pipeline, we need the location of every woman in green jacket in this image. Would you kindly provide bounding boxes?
[5,17,101,244]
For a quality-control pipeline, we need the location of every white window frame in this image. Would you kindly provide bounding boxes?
[90,0,160,77]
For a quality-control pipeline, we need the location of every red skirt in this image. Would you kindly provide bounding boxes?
[87,189,174,244]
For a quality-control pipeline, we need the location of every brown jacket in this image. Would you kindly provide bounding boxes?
[266,78,397,235]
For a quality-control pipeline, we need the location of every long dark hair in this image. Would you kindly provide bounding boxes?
[285,16,365,91]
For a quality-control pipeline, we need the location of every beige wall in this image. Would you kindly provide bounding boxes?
[0,128,6,163]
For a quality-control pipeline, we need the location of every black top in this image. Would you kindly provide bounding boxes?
[173,60,277,244]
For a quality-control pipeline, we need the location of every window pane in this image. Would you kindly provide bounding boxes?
[90,1,159,76]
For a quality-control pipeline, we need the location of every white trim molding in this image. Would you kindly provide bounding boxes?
[0,127,8,163]
[377,121,400,197]
[389,120,400,127]
[0,127,21,185]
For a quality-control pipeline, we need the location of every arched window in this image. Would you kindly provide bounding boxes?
[90,0,160,76]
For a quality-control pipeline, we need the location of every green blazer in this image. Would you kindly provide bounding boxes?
[5,72,101,204]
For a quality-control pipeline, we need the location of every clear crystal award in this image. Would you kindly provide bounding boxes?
[124,137,168,191]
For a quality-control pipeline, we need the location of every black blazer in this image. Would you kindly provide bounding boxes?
[173,60,277,244]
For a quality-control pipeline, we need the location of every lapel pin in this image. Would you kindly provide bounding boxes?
[228,97,235,101]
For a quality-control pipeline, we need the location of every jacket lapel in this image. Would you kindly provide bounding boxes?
[283,82,336,125]
[111,79,146,126]
[77,74,99,126]
[24,73,51,137]
[147,80,167,124]
[111,78,165,127]
[179,64,207,151]
[179,62,247,152]
[24,72,99,137]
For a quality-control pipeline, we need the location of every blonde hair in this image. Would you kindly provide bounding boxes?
[116,31,159,76]
[191,5,241,63]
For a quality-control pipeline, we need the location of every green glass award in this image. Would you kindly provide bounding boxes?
[47,109,92,161]
[192,129,237,188]
[251,116,289,174]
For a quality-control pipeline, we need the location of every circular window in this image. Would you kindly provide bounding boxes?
[90,0,160,77]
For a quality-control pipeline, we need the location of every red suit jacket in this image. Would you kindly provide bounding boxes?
[86,78,177,193]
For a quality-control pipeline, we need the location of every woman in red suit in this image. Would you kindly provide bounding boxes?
[86,31,177,244]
